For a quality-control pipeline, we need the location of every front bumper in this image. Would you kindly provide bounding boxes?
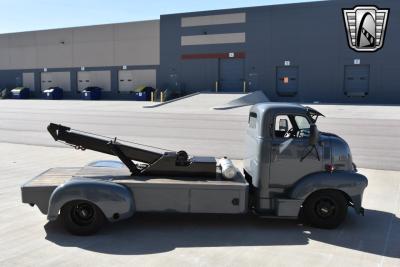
[350,192,366,216]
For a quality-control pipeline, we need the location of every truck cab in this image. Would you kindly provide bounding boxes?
[244,103,367,228]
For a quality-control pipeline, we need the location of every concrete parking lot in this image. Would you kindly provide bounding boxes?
[0,98,399,266]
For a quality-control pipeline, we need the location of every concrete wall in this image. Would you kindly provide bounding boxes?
[159,0,400,104]
[0,20,159,70]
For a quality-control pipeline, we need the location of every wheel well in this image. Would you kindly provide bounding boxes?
[298,189,352,219]
[302,189,353,206]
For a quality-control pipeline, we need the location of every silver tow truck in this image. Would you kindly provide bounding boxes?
[21,103,367,235]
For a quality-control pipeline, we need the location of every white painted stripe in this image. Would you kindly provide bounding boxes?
[181,32,246,46]
[181,13,246,27]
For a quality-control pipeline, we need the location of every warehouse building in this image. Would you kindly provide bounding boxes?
[0,0,399,103]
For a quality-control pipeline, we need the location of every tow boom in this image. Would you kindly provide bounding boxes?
[47,123,216,177]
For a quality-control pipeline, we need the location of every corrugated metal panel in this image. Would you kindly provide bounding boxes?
[0,20,160,70]
[0,35,10,69]
[73,25,114,67]
[9,32,36,69]
[36,29,73,68]
[114,20,160,66]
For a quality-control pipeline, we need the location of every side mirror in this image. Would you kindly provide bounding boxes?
[309,124,319,146]
[279,119,288,132]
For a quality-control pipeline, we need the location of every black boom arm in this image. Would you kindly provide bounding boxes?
[47,123,216,178]
[47,123,164,174]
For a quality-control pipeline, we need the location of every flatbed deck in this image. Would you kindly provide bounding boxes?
[22,166,249,215]
[24,167,81,187]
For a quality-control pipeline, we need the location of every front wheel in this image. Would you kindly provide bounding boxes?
[302,190,348,229]
[60,200,105,235]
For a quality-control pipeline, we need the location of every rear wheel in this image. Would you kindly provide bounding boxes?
[61,200,105,235]
[303,190,348,229]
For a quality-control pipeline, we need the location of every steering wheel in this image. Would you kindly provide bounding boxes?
[284,128,295,138]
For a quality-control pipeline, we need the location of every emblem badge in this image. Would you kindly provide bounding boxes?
[343,6,389,52]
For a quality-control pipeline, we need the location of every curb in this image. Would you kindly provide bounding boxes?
[142,92,201,108]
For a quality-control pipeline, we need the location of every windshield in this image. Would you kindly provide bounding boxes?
[295,116,310,130]
[295,115,311,138]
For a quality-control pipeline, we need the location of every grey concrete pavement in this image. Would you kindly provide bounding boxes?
[0,143,399,267]
[0,99,400,170]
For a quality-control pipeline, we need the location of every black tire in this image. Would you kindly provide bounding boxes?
[302,190,348,229]
[61,200,105,235]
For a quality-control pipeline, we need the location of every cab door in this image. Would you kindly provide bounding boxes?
[269,114,322,188]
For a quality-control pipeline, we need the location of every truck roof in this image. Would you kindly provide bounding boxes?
[250,102,305,115]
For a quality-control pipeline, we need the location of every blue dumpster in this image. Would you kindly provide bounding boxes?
[132,86,155,101]
[82,87,102,100]
[133,91,148,101]
[11,87,30,99]
[43,87,63,100]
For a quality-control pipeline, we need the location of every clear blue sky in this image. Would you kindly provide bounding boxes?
[0,0,324,34]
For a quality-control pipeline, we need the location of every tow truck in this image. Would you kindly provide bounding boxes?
[21,103,367,235]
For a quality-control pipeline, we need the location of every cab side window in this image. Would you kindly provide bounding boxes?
[274,114,311,139]
[274,115,292,138]
[248,112,257,129]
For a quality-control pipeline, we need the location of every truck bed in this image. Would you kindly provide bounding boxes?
[22,166,249,215]
[23,167,81,187]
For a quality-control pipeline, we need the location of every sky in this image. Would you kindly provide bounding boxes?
[0,0,324,34]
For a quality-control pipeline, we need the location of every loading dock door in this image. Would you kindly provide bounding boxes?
[119,71,134,92]
[23,73,35,91]
[41,72,71,91]
[169,73,180,91]
[118,69,156,92]
[344,65,369,97]
[78,71,111,92]
[248,72,258,91]
[219,59,244,92]
[77,72,91,92]
[276,67,298,96]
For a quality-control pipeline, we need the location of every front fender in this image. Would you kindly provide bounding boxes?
[47,178,134,222]
[290,171,368,213]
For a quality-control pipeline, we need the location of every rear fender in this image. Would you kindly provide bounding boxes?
[289,171,368,213]
[47,178,134,222]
